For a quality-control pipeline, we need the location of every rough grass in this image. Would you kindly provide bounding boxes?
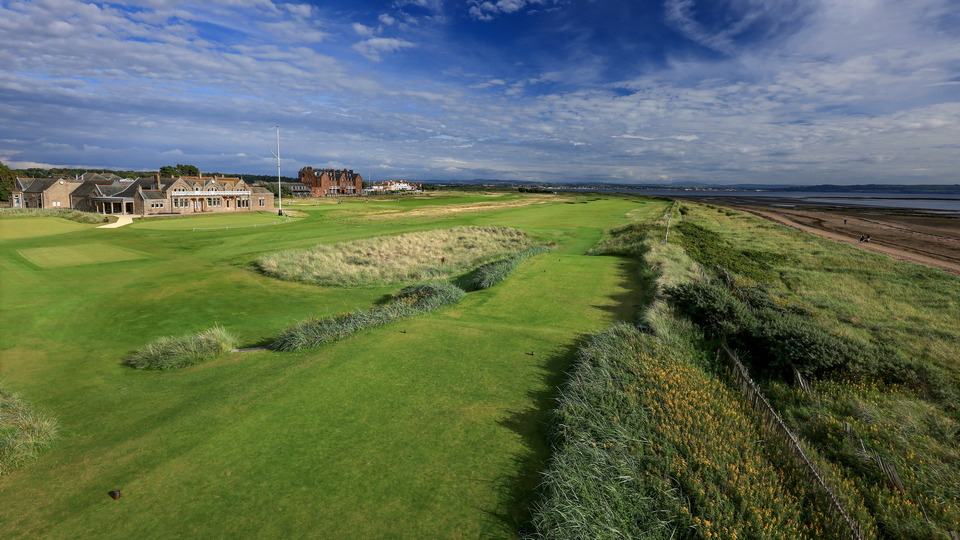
[663,202,960,538]
[125,326,236,370]
[255,226,532,287]
[531,324,850,539]
[0,386,59,477]
[271,282,465,351]
[470,245,550,290]
[0,207,106,224]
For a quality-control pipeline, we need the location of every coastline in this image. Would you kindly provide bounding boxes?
[716,202,960,276]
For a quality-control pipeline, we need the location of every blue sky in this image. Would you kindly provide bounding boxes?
[1,0,958,184]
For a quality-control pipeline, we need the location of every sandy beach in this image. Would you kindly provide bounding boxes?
[724,203,960,276]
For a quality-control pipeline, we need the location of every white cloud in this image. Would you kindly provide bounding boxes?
[378,13,396,25]
[468,0,553,21]
[351,37,416,61]
[353,22,375,37]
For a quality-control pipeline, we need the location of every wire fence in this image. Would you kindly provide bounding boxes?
[721,342,865,540]
[663,201,678,244]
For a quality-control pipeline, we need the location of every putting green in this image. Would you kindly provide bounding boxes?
[132,211,292,230]
[18,243,146,268]
[0,217,93,241]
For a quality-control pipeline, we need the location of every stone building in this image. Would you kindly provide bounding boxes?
[9,174,275,216]
[297,167,363,197]
[9,178,80,209]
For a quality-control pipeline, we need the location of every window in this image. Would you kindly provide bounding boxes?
[258,197,265,207]
[150,201,165,209]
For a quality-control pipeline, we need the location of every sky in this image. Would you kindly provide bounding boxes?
[1,0,959,184]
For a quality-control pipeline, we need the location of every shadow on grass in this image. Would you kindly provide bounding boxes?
[484,251,656,536]
[587,255,652,326]
[482,338,585,538]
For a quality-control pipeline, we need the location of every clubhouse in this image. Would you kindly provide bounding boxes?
[9,174,275,216]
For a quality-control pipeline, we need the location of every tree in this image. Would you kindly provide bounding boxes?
[176,164,199,176]
[0,161,16,201]
[158,164,200,177]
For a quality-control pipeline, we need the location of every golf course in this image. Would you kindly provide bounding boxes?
[1,192,958,538]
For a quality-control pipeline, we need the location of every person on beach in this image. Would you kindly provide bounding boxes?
[859,235,865,243]
[867,234,871,242]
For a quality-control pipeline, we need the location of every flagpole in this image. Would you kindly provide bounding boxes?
[276,126,283,215]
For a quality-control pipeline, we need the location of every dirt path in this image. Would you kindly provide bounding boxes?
[732,205,960,276]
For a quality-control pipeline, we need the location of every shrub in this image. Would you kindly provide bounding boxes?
[126,325,236,370]
[0,386,59,476]
[470,245,550,290]
[674,221,780,282]
[272,282,465,351]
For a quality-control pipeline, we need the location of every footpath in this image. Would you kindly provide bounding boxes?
[97,215,134,228]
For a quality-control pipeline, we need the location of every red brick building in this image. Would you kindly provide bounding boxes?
[297,167,363,197]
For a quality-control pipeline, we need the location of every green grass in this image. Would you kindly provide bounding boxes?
[470,244,551,290]
[0,217,97,241]
[17,243,146,268]
[271,282,466,351]
[0,191,656,537]
[131,211,292,230]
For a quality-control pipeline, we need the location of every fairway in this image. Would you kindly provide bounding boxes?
[131,211,293,230]
[0,217,93,241]
[0,193,666,538]
[17,243,146,268]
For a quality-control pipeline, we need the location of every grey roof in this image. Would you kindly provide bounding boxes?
[15,178,35,191]
[97,183,127,196]
[70,182,100,198]
[22,178,65,193]
[140,190,166,200]
[113,178,153,198]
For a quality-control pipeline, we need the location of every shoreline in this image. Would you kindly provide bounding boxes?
[711,202,960,276]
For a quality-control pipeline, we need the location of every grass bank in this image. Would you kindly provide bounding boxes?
[0,207,106,224]
[531,324,862,539]
[255,225,532,287]
[662,202,960,538]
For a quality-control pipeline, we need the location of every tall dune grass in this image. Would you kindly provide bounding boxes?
[254,226,531,287]
[271,282,465,351]
[470,245,550,290]
[0,386,59,477]
[531,324,855,539]
[126,325,236,370]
